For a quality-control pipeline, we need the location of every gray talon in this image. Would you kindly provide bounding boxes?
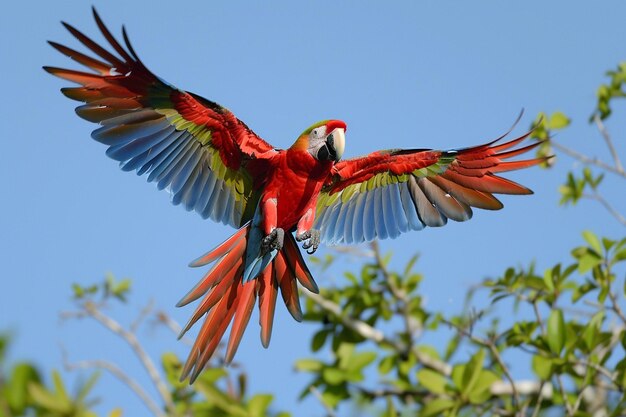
[297,229,320,254]
[261,228,284,255]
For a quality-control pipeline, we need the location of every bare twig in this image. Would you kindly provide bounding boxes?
[608,290,626,327]
[551,141,626,179]
[594,114,624,173]
[131,299,155,333]
[82,302,176,414]
[583,192,626,226]
[371,241,421,345]
[490,380,553,397]
[64,357,165,417]
[357,386,430,399]
[309,386,338,417]
[530,382,546,417]
[155,310,194,346]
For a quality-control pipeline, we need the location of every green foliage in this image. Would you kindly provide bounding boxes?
[559,168,604,206]
[0,334,104,417]
[161,352,287,417]
[72,273,131,302]
[295,227,626,416]
[594,62,626,120]
[530,110,571,168]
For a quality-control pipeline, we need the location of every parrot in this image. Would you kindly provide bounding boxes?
[45,8,548,383]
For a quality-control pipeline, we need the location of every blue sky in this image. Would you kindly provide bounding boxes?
[2,1,625,416]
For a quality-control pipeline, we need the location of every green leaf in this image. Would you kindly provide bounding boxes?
[420,398,456,417]
[532,355,553,380]
[115,278,131,293]
[461,349,485,395]
[543,268,555,292]
[72,283,85,298]
[549,111,571,130]
[452,365,466,392]
[336,343,355,369]
[582,311,605,352]
[6,363,40,412]
[76,371,100,402]
[294,359,323,373]
[468,370,499,404]
[28,382,69,413]
[52,371,69,403]
[322,368,346,385]
[547,309,566,355]
[345,351,377,373]
[416,369,447,394]
[378,355,395,375]
[614,248,626,262]
[571,279,597,302]
[320,384,347,408]
[578,252,602,274]
[404,254,420,276]
[195,367,228,385]
[247,394,273,417]
[583,230,603,255]
[311,330,328,352]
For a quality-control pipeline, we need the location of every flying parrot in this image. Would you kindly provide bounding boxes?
[45,8,547,382]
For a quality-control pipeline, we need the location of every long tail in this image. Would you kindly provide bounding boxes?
[176,222,319,383]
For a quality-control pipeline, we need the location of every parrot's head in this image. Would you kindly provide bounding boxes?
[293,120,347,163]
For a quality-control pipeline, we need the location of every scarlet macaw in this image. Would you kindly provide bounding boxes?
[46,9,546,382]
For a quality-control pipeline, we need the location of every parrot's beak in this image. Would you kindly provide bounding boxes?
[325,128,345,162]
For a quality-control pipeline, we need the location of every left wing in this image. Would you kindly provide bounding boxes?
[315,129,546,245]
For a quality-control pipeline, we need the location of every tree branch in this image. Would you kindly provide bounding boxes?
[583,192,626,226]
[442,318,521,410]
[551,141,626,179]
[371,241,421,346]
[155,310,194,346]
[302,289,452,376]
[594,114,624,174]
[82,301,176,414]
[309,385,338,417]
[64,357,165,417]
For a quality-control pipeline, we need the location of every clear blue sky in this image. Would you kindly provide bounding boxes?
[2,1,625,416]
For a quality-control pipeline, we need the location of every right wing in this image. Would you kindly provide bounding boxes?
[44,7,276,227]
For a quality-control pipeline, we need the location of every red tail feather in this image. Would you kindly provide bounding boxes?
[179,225,311,382]
[258,267,279,348]
[178,236,247,307]
[189,225,247,267]
[225,281,258,363]
[276,253,303,322]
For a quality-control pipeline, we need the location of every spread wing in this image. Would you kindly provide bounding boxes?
[44,8,276,228]
[315,128,546,245]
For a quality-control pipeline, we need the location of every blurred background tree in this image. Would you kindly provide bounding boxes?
[2,63,624,417]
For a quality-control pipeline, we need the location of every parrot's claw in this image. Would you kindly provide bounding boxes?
[296,229,321,254]
[262,228,285,255]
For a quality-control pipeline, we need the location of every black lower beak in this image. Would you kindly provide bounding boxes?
[317,135,339,162]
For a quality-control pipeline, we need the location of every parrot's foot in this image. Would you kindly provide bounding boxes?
[261,228,285,255]
[296,229,321,254]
